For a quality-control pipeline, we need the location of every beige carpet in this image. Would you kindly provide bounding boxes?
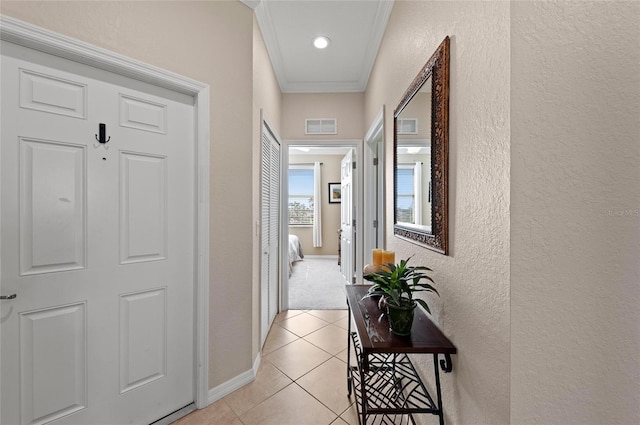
[288,256,348,310]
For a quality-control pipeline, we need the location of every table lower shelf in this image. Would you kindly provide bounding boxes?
[348,332,442,425]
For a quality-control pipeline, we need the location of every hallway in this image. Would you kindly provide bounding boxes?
[288,257,348,310]
[173,310,357,425]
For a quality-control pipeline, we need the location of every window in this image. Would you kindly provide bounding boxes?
[396,165,415,223]
[289,166,314,225]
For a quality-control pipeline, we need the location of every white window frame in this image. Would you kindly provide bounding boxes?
[288,164,315,226]
[396,164,416,224]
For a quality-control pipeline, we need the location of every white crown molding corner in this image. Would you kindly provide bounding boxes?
[254,1,288,92]
[240,0,261,10]
[359,0,395,91]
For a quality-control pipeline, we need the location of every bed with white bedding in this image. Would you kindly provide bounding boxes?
[288,234,304,276]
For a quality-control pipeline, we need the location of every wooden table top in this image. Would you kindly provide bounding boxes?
[346,284,457,355]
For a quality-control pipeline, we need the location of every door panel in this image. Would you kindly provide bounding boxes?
[19,68,87,119]
[119,152,167,264]
[119,94,167,134]
[268,133,280,326]
[20,138,86,275]
[340,150,355,283]
[261,134,270,343]
[119,288,167,393]
[19,302,87,425]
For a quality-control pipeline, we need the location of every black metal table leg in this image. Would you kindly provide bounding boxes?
[347,300,352,396]
[433,354,444,425]
[359,354,367,425]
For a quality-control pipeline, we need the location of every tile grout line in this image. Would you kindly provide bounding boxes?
[175,310,354,425]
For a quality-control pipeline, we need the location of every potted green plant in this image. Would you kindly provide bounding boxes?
[363,256,439,336]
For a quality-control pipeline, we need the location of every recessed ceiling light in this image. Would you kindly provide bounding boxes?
[313,36,331,49]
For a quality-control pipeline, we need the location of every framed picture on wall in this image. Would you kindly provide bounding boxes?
[328,182,341,204]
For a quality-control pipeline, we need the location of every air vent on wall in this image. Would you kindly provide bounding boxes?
[397,118,418,134]
[305,118,337,135]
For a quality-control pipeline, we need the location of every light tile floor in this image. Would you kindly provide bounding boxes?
[172,310,360,425]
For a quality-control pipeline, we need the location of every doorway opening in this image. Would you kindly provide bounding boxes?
[282,141,362,310]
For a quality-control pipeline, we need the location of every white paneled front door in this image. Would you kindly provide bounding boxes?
[1,42,195,424]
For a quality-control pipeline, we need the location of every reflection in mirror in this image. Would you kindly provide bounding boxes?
[394,36,449,254]
[396,76,432,230]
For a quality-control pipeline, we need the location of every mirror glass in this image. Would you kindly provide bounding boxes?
[395,77,432,231]
[394,37,449,254]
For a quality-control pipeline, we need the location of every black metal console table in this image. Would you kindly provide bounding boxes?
[345,285,457,425]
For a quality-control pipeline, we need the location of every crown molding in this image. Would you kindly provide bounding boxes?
[239,0,260,10]
[359,0,394,92]
[0,15,206,95]
[255,0,394,93]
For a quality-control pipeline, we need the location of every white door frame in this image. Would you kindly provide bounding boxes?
[363,107,385,253]
[0,16,210,409]
[281,139,363,311]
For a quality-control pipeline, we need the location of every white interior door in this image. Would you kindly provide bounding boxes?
[364,113,385,257]
[340,149,355,283]
[260,121,280,346]
[1,42,195,424]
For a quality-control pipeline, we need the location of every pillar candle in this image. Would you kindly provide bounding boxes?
[381,250,395,266]
[372,248,383,266]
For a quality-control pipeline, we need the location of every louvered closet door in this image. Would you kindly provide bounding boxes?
[0,42,195,425]
[268,135,280,324]
[260,125,280,346]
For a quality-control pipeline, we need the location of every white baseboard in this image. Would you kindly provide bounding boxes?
[304,255,338,259]
[208,352,261,403]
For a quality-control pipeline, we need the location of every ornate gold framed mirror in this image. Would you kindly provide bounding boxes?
[394,36,449,254]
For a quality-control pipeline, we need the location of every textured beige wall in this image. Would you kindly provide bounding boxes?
[365,1,511,424]
[288,154,342,257]
[281,92,364,140]
[1,0,256,389]
[511,2,640,424]
[253,15,282,134]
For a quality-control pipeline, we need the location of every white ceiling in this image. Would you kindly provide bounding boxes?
[245,0,394,93]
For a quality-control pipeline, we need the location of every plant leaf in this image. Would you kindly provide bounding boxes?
[415,298,431,314]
